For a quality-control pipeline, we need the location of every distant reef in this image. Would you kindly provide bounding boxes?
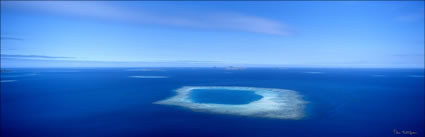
[224,66,245,70]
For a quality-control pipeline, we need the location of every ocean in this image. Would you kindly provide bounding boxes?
[1,68,424,137]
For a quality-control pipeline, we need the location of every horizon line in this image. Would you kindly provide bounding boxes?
[1,66,424,69]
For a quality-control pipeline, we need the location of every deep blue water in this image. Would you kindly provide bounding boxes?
[1,68,424,137]
[190,89,263,104]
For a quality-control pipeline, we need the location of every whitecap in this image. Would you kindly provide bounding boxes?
[1,80,17,83]
[154,86,307,120]
[2,73,37,78]
[407,75,424,78]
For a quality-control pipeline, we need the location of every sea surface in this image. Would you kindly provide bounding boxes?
[1,68,424,137]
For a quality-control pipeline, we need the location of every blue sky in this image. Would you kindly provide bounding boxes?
[1,1,424,68]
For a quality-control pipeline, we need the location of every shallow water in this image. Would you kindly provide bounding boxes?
[190,89,263,104]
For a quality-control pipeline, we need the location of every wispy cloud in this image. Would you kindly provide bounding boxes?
[392,54,424,57]
[2,1,291,36]
[397,13,424,22]
[1,54,75,59]
[396,7,424,22]
[165,60,221,64]
[1,36,23,41]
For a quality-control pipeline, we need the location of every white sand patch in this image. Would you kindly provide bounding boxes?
[154,86,307,120]
[129,76,168,78]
